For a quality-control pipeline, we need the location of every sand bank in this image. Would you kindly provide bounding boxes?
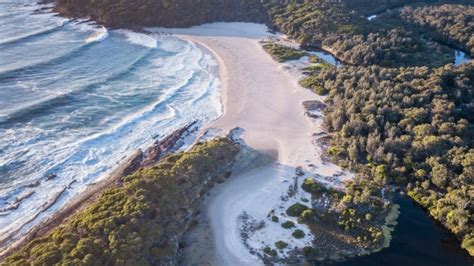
[157,23,353,264]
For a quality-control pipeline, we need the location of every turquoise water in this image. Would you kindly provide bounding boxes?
[0,0,221,243]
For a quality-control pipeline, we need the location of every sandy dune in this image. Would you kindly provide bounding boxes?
[157,23,352,265]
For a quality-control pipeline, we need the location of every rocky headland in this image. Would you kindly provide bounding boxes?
[50,0,268,28]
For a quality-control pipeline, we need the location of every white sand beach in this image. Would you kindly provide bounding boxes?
[157,23,353,265]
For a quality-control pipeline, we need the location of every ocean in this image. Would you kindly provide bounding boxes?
[0,0,221,244]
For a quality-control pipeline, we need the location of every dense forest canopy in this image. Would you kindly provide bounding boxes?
[317,60,474,256]
[262,0,473,257]
[396,4,474,55]
[263,0,474,67]
[53,0,268,27]
[276,0,474,255]
[2,139,239,264]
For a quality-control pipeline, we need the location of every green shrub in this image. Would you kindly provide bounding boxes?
[292,229,305,239]
[275,240,288,249]
[314,86,329,95]
[263,246,278,257]
[365,213,372,221]
[271,215,279,222]
[302,177,327,194]
[286,203,309,217]
[302,246,315,257]
[461,236,474,256]
[300,209,316,220]
[281,221,295,229]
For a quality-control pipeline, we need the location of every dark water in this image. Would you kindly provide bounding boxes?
[330,196,473,266]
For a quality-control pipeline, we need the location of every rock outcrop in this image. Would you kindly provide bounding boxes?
[53,0,268,28]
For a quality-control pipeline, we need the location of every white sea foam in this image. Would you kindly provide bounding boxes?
[367,14,377,21]
[117,29,158,48]
[0,0,223,247]
[84,26,109,43]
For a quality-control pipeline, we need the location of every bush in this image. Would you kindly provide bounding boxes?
[271,216,279,222]
[292,229,305,239]
[461,236,474,256]
[300,209,316,220]
[286,203,309,217]
[302,177,327,194]
[275,240,288,249]
[365,213,372,221]
[263,246,278,257]
[281,221,295,229]
[302,246,315,257]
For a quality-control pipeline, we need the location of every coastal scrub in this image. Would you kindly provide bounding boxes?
[262,43,307,62]
[3,138,239,265]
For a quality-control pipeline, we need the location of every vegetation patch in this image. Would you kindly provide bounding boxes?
[397,4,474,56]
[281,221,295,229]
[286,203,309,217]
[3,138,240,265]
[292,229,305,239]
[275,240,288,249]
[263,246,278,257]
[262,43,307,62]
[299,76,328,95]
[271,215,279,222]
[302,177,328,194]
[317,62,473,254]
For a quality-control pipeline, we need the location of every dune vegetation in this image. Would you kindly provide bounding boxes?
[2,138,240,265]
[262,43,307,62]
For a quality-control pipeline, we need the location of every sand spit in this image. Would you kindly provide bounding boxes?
[155,23,354,265]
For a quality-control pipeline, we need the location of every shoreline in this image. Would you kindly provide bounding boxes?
[0,121,199,259]
[3,21,469,264]
[0,151,138,258]
[1,22,391,264]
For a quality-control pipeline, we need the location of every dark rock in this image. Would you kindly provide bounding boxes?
[46,174,57,181]
[141,120,197,168]
[295,166,305,176]
[302,100,326,110]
